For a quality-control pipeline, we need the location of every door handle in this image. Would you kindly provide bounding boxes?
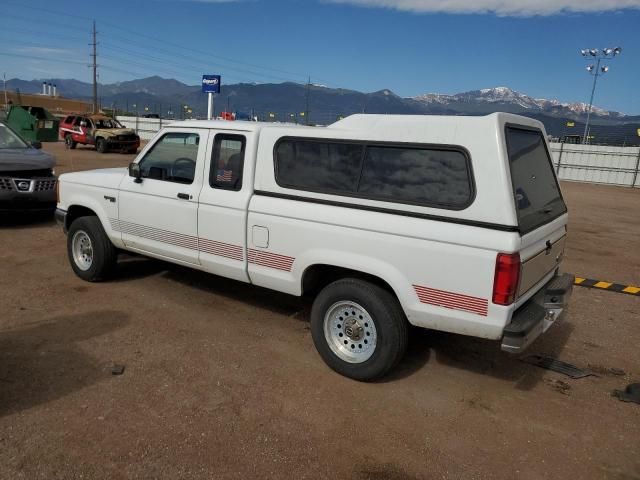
[177,193,191,200]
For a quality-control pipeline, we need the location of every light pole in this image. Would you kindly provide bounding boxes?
[580,47,621,144]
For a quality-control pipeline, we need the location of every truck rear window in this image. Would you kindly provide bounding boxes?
[506,127,567,234]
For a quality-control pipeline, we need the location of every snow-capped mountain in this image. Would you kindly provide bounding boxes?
[412,86,623,119]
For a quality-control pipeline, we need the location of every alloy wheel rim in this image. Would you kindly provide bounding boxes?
[71,230,93,271]
[323,301,377,363]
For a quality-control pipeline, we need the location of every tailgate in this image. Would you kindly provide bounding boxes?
[504,125,569,298]
[518,234,566,297]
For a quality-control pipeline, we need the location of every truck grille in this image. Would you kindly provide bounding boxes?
[117,135,137,141]
[0,178,14,190]
[0,177,56,191]
[34,179,57,191]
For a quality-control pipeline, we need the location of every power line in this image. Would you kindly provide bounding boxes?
[0,51,88,66]
[3,2,335,86]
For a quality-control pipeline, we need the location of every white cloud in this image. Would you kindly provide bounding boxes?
[324,0,640,16]
[14,46,77,56]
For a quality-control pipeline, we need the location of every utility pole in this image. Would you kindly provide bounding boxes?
[90,20,98,114]
[3,73,7,111]
[304,76,310,125]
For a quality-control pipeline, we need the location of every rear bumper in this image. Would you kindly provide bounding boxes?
[501,273,574,354]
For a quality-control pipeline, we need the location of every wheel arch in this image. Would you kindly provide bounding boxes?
[302,263,399,300]
[65,204,98,231]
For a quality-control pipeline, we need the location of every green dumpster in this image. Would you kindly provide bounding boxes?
[6,105,60,142]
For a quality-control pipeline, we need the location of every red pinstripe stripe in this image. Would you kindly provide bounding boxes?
[420,298,487,315]
[110,218,244,259]
[417,291,487,308]
[413,285,488,316]
[414,286,487,304]
[247,249,295,272]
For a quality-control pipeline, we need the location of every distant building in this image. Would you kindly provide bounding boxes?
[1,91,93,118]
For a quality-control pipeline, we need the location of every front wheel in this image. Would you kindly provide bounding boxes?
[311,278,408,381]
[64,134,77,149]
[96,138,108,153]
[67,216,117,281]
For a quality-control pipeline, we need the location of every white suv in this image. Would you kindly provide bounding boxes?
[55,113,573,380]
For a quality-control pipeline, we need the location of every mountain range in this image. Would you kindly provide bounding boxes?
[5,76,640,144]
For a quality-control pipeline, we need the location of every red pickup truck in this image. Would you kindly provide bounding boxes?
[59,114,140,154]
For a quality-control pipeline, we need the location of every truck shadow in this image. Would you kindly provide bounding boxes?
[167,266,308,316]
[111,256,572,387]
[0,310,128,418]
[418,321,574,390]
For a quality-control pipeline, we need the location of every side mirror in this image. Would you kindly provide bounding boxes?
[80,121,87,127]
[128,162,142,183]
[30,141,42,149]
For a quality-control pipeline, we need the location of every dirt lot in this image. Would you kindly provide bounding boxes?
[0,142,639,479]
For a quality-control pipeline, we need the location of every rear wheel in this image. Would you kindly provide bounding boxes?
[67,216,117,281]
[96,138,108,153]
[64,134,77,149]
[127,147,138,154]
[311,278,408,381]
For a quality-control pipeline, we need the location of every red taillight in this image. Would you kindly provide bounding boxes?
[492,253,521,306]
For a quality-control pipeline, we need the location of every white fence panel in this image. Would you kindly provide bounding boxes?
[116,116,186,141]
[550,142,640,188]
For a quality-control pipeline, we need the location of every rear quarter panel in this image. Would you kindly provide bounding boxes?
[247,118,534,340]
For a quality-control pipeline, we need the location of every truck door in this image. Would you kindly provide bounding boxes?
[197,131,254,282]
[118,128,209,265]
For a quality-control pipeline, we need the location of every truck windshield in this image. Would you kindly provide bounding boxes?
[0,123,28,149]
[506,127,567,234]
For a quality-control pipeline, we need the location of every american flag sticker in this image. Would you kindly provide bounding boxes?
[216,169,233,182]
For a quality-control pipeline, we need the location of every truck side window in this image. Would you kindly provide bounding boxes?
[275,139,363,193]
[210,134,245,191]
[274,138,473,210]
[138,132,200,184]
[359,146,473,209]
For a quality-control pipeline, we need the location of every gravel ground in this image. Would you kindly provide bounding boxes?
[0,142,638,479]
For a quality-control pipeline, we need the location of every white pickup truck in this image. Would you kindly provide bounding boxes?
[55,113,573,380]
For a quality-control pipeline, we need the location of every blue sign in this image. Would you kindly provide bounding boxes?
[202,75,221,94]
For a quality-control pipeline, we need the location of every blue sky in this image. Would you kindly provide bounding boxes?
[1,0,639,113]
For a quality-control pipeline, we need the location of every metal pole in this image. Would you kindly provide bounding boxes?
[3,73,7,111]
[304,76,310,125]
[582,57,600,144]
[632,148,640,188]
[91,20,98,114]
[556,142,565,174]
[207,92,213,120]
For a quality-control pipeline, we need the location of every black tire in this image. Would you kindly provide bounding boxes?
[310,278,408,381]
[96,138,108,153]
[65,134,77,149]
[67,216,117,282]
[127,148,138,154]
